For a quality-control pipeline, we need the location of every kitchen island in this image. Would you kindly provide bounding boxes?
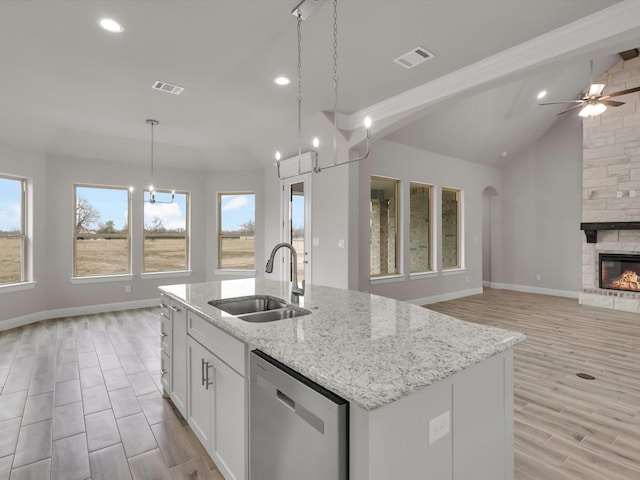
[159,278,525,480]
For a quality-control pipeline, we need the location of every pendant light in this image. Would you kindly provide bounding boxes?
[275,0,373,180]
[145,119,174,204]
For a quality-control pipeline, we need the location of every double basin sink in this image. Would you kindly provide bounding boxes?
[208,295,310,323]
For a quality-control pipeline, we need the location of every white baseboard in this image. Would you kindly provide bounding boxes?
[487,282,579,299]
[407,287,484,306]
[0,298,159,332]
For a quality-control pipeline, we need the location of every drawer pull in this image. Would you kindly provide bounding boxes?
[170,305,181,313]
[161,332,168,338]
[161,369,168,377]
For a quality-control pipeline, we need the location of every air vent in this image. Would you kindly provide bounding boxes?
[152,81,184,95]
[394,47,434,69]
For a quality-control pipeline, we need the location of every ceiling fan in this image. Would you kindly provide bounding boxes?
[539,60,640,117]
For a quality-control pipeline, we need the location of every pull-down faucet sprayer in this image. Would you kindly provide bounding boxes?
[265,243,305,305]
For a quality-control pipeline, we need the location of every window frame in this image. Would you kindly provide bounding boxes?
[369,176,400,279]
[441,186,463,271]
[217,192,256,271]
[0,174,28,286]
[72,183,132,278]
[142,188,190,274]
[409,181,433,275]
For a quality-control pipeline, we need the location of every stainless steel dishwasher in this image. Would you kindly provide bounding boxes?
[249,349,349,480]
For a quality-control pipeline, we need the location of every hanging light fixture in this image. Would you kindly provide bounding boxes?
[145,119,174,204]
[275,0,373,180]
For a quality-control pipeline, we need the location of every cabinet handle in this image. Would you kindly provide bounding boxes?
[170,305,181,313]
[161,369,167,377]
[160,303,168,308]
[161,332,168,338]
[201,358,206,386]
[205,363,214,390]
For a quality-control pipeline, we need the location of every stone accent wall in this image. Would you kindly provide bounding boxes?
[580,56,640,313]
[409,185,430,272]
[442,189,460,269]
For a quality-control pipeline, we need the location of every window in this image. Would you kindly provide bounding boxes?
[0,174,27,285]
[370,177,399,277]
[144,190,189,272]
[74,185,131,277]
[409,182,432,273]
[442,187,462,270]
[218,193,256,270]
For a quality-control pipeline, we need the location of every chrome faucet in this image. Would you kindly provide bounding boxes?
[265,242,305,305]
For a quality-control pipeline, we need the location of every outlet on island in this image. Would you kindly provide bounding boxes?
[429,411,450,445]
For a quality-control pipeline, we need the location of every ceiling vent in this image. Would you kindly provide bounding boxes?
[394,47,434,69]
[152,81,184,95]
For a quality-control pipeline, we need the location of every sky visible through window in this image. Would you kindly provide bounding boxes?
[76,186,129,230]
[0,177,21,231]
[221,194,255,232]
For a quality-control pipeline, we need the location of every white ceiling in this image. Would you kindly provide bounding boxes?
[1,0,639,171]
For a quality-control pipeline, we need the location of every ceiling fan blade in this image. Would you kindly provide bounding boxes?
[588,84,606,96]
[599,99,625,107]
[557,104,584,115]
[539,100,584,105]
[605,86,640,98]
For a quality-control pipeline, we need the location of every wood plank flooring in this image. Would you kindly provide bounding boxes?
[0,309,224,480]
[2,290,638,479]
[428,288,640,480]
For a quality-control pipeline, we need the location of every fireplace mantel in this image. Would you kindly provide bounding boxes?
[580,222,640,243]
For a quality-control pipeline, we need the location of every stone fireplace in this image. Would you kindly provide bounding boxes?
[579,55,640,313]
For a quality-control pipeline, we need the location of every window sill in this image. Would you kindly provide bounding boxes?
[0,281,37,294]
[70,274,134,285]
[141,271,192,280]
[214,269,257,276]
[410,271,438,280]
[442,268,466,276]
[370,274,406,285]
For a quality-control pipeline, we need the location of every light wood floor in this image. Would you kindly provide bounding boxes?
[429,288,640,480]
[3,291,639,480]
[0,309,224,480]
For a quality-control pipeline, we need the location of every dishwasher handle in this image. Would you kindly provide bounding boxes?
[276,390,295,411]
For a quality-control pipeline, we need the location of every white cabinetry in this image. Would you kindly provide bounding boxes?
[187,311,247,480]
[159,294,188,417]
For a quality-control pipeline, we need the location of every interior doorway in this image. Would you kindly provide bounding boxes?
[281,174,312,285]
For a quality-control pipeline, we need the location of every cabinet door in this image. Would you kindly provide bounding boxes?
[187,337,213,452]
[211,357,247,480]
[170,301,188,416]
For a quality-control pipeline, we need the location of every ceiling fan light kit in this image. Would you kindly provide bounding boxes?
[540,59,640,118]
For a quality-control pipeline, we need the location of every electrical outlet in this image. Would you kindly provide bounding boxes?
[536,274,541,281]
[429,411,450,445]
[125,285,132,294]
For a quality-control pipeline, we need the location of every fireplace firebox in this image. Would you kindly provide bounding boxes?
[599,253,640,292]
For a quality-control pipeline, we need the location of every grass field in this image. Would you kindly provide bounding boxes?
[0,237,21,284]
[1,236,299,282]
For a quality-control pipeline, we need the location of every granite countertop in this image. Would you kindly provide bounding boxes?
[160,278,525,411]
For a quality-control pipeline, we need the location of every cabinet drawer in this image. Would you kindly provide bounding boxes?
[188,312,246,376]
[160,313,171,355]
[160,294,171,317]
[161,350,170,392]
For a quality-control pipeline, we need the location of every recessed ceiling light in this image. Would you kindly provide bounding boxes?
[274,76,291,86]
[98,18,124,33]
[537,90,547,100]
[501,151,508,158]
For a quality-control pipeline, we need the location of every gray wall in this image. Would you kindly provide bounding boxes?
[499,114,583,295]
[357,139,501,303]
[0,146,266,327]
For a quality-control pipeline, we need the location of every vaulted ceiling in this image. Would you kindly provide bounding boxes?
[1,0,639,171]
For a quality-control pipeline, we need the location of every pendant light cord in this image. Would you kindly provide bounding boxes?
[332,0,338,167]
[297,12,303,174]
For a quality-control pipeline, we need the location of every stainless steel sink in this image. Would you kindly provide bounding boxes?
[208,295,310,322]
[209,295,287,315]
